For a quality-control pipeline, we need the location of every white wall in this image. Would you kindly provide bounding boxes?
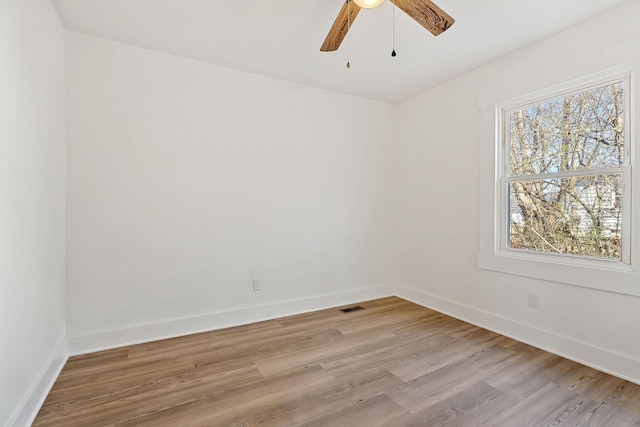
[65,32,396,342]
[395,1,640,382]
[0,1,67,425]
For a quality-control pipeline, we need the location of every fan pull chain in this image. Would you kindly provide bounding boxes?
[346,0,351,68]
[391,0,397,57]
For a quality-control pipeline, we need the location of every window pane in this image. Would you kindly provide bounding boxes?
[509,82,624,176]
[508,174,622,260]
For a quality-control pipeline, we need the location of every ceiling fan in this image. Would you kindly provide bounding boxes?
[320,0,455,52]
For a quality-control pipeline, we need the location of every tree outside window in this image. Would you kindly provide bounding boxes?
[502,79,629,262]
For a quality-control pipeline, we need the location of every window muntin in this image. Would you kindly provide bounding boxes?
[501,78,630,264]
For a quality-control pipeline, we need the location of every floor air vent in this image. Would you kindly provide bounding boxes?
[339,305,364,313]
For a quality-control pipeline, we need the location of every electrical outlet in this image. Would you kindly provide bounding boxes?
[252,278,262,291]
[528,293,540,309]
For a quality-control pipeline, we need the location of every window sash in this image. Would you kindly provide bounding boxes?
[505,174,624,258]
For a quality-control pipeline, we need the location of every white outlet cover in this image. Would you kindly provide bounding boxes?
[528,293,540,308]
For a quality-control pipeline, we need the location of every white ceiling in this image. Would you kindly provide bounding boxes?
[51,0,634,103]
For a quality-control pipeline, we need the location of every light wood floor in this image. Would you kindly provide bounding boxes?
[34,297,640,426]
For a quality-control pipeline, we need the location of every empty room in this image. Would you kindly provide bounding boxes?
[3,0,640,425]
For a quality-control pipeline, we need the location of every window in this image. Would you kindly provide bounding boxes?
[498,75,631,266]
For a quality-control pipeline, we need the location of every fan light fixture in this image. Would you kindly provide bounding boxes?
[320,0,455,53]
[353,0,384,9]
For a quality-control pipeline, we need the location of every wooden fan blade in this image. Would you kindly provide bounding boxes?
[320,1,362,52]
[394,0,454,36]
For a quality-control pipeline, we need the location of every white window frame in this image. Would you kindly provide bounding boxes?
[497,73,632,270]
[477,64,640,297]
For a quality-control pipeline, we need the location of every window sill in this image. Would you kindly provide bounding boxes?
[477,251,640,296]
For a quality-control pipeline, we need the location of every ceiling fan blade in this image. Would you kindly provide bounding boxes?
[393,0,454,36]
[320,1,362,52]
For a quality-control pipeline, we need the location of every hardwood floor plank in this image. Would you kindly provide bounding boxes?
[388,357,490,414]
[386,338,480,382]
[35,365,263,426]
[603,380,640,420]
[390,381,517,427]
[254,329,397,377]
[485,382,599,426]
[211,367,404,427]
[117,365,334,427]
[319,330,453,380]
[484,350,566,400]
[40,359,196,411]
[33,297,640,426]
[555,364,628,402]
[299,393,402,427]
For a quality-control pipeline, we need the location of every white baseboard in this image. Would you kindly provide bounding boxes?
[8,338,68,427]
[68,285,394,356]
[396,284,640,386]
